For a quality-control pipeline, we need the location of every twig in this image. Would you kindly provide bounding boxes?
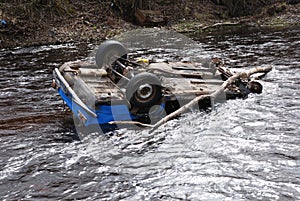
[109,120,154,127]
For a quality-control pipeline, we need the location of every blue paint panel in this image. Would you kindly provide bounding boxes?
[58,88,73,109]
[57,88,136,126]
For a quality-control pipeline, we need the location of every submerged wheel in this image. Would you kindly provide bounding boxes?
[126,72,162,109]
[247,81,263,94]
[95,40,128,67]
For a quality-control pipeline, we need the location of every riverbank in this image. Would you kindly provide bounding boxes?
[0,1,299,49]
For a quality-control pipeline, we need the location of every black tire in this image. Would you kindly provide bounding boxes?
[247,81,263,94]
[126,72,162,109]
[95,40,128,67]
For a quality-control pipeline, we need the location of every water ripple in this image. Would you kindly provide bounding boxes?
[0,27,300,200]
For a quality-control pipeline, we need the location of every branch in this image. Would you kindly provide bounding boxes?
[149,66,272,133]
[202,21,242,31]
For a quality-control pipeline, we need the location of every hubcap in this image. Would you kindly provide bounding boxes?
[137,84,153,99]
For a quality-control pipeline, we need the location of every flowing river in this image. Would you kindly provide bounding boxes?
[0,27,299,200]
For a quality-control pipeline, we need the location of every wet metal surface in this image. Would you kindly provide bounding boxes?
[0,27,299,200]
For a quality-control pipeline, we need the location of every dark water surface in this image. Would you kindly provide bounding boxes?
[0,27,299,200]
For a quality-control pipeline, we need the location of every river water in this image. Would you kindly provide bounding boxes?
[0,27,299,200]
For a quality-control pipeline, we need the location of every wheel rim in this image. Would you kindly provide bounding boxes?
[137,84,153,100]
[125,72,162,109]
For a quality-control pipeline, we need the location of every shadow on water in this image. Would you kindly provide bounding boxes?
[0,27,299,200]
